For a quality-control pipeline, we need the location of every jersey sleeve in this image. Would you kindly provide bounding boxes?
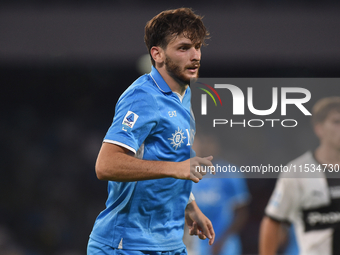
[265,177,299,223]
[103,88,159,154]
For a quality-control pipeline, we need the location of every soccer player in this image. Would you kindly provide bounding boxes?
[87,8,215,255]
[259,97,340,255]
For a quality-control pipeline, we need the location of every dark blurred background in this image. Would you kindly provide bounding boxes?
[1,1,340,254]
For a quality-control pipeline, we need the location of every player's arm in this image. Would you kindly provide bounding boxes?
[259,174,297,255]
[185,200,215,245]
[259,216,282,255]
[95,142,213,182]
[228,204,249,235]
[212,204,249,255]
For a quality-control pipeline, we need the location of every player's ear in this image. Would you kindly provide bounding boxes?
[314,123,323,139]
[150,46,165,65]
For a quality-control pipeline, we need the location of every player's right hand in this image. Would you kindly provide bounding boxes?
[189,156,214,183]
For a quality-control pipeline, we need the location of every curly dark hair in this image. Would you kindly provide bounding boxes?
[144,8,209,66]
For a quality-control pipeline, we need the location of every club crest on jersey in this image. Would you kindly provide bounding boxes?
[168,127,186,150]
[122,111,139,131]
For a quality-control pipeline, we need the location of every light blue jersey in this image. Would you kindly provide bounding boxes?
[191,162,250,255]
[89,66,195,251]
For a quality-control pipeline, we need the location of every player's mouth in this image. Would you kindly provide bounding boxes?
[186,65,200,73]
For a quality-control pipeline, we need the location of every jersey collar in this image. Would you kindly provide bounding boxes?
[149,66,172,94]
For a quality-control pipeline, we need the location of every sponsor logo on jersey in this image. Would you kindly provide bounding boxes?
[307,211,340,226]
[303,202,340,231]
[122,111,139,129]
[168,127,186,150]
[168,110,177,117]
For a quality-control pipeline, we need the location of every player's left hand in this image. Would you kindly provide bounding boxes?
[185,201,215,245]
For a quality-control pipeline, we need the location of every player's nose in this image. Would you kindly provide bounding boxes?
[190,47,201,62]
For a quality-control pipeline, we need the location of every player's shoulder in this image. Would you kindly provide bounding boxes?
[287,151,314,166]
[126,73,159,94]
[280,151,317,179]
[118,74,159,103]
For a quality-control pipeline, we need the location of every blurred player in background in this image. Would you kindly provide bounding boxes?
[87,8,216,255]
[259,97,340,255]
[185,133,250,255]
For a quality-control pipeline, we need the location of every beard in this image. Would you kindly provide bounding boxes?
[165,55,200,85]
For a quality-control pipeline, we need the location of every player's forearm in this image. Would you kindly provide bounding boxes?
[95,143,186,181]
[259,216,281,255]
[185,199,199,212]
[96,154,178,181]
[220,205,249,240]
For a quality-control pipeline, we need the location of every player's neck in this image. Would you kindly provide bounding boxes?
[156,67,188,96]
[315,145,340,165]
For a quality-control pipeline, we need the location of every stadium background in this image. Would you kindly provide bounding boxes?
[1,1,340,254]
